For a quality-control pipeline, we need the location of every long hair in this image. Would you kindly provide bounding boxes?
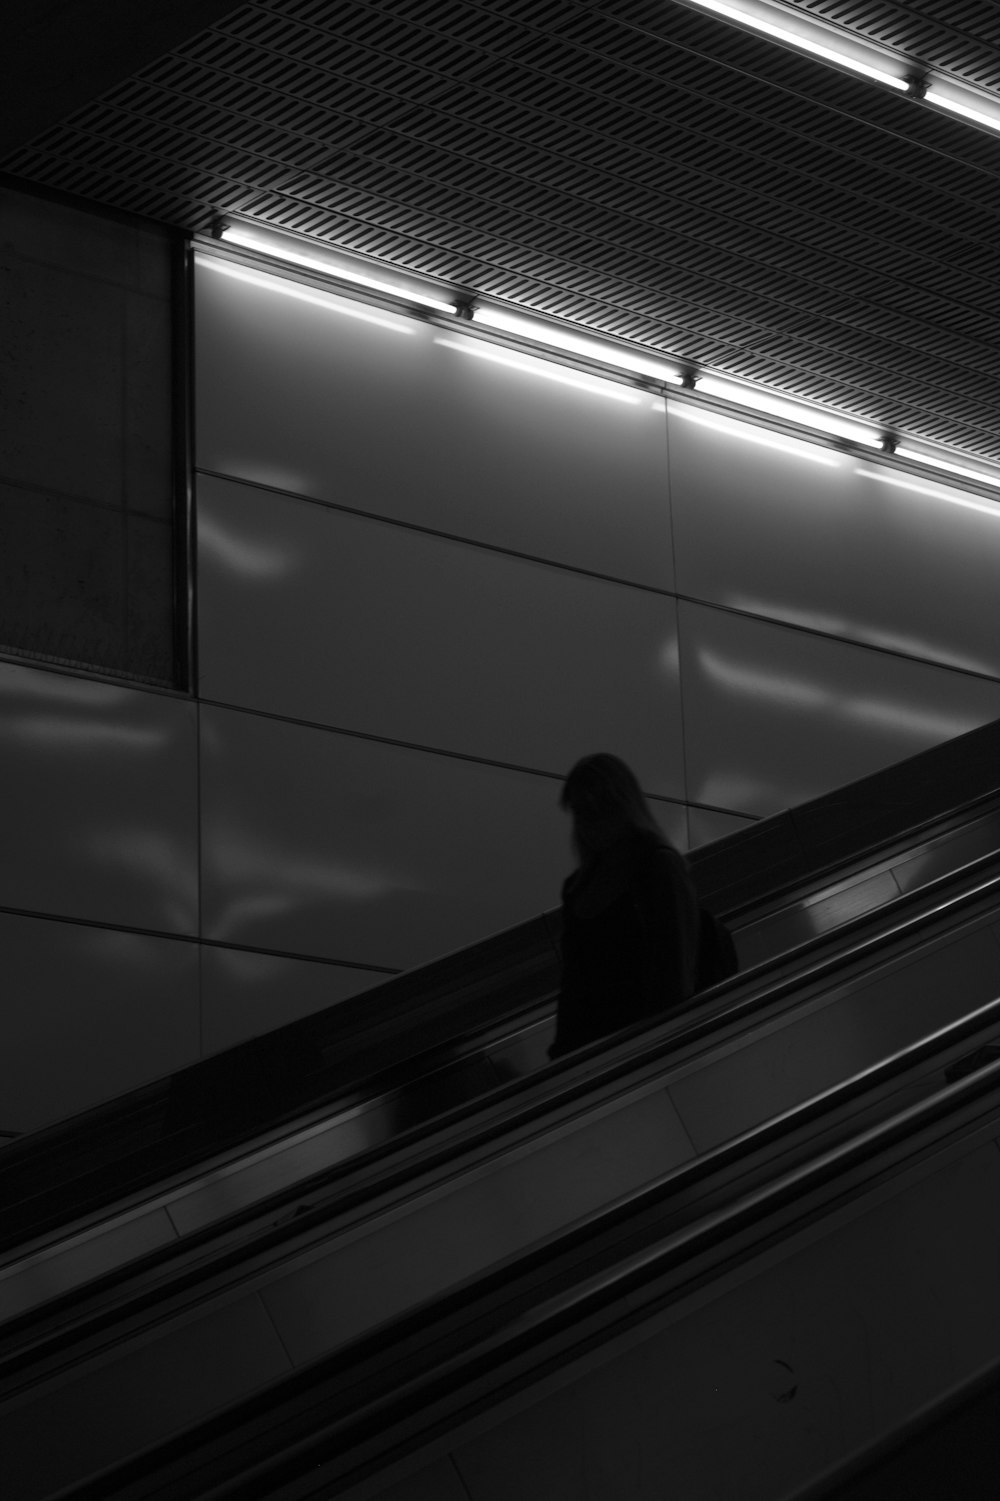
[560,753,665,860]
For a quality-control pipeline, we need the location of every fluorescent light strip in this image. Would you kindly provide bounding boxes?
[434,336,642,403]
[895,446,1000,491]
[924,88,1000,134]
[195,255,414,333]
[220,224,457,314]
[674,405,841,464]
[697,374,880,447]
[472,306,683,384]
[685,0,906,90]
[214,227,1000,499]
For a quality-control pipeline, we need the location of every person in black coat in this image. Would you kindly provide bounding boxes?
[549,753,701,1058]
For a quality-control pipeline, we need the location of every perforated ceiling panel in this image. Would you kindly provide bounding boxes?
[7,0,1000,462]
[787,0,1000,91]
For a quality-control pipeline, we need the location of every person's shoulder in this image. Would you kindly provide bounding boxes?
[631,830,684,872]
[633,832,696,888]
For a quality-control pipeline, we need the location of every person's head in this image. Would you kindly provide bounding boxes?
[560,753,662,859]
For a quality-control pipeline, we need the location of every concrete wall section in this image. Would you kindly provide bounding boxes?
[0,184,177,683]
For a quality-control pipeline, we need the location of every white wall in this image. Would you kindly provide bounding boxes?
[6,246,1000,1134]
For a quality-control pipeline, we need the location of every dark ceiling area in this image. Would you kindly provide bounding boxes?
[6,0,1000,463]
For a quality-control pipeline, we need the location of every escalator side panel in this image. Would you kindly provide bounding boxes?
[6,913,1000,1485]
[3,1294,292,1501]
[669,921,1000,1154]
[736,869,900,969]
[0,1089,697,1499]
[391,1129,1000,1501]
[890,815,1000,897]
[4,904,998,1331]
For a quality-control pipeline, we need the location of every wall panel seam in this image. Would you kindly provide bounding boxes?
[0,904,401,974]
[196,696,752,819]
[194,467,676,598]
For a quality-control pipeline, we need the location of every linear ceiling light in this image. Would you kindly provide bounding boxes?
[213,222,1000,498]
[683,0,907,90]
[218,221,458,314]
[894,446,1000,491]
[471,306,684,385]
[697,375,881,447]
[923,87,1000,135]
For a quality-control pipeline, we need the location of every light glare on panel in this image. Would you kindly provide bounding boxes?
[434,336,642,403]
[697,375,880,446]
[684,0,907,90]
[196,256,415,333]
[472,306,683,384]
[856,465,1000,520]
[673,405,841,464]
[219,223,457,314]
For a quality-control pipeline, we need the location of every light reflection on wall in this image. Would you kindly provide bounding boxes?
[0,669,128,709]
[698,651,830,709]
[724,594,996,680]
[82,831,197,931]
[697,648,976,742]
[856,465,1000,521]
[0,717,166,751]
[433,336,644,404]
[699,771,819,811]
[195,255,417,335]
[198,511,297,580]
[659,638,681,677]
[672,405,843,465]
[208,829,418,943]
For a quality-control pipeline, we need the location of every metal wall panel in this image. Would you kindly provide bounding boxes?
[195,259,674,591]
[0,911,199,1134]
[197,473,684,796]
[0,662,198,933]
[199,704,576,969]
[669,404,1000,679]
[200,945,384,1055]
[679,600,1000,818]
[687,806,756,848]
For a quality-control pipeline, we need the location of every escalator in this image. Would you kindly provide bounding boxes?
[8,860,1000,1500]
[5,716,1000,1310]
[6,719,1000,1497]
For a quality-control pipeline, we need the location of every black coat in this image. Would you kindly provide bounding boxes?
[550,830,701,1058]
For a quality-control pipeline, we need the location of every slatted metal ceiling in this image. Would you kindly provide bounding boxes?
[792,0,1000,91]
[7,0,1000,462]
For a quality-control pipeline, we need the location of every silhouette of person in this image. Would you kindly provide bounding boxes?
[549,754,701,1058]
